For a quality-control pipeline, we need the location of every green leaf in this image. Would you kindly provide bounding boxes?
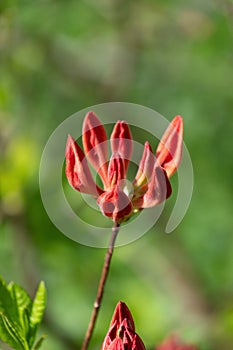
[8,282,32,315]
[0,313,21,350]
[0,277,20,325]
[0,278,29,349]
[28,282,46,347]
[0,277,46,349]
[30,281,46,327]
[33,335,46,350]
[0,313,29,350]
[8,282,32,339]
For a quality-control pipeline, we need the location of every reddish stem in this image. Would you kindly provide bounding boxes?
[81,222,120,350]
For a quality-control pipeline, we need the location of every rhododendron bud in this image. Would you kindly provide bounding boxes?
[97,185,133,223]
[82,111,109,188]
[110,120,132,174]
[108,153,125,188]
[102,302,146,350]
[156,116,183,178]
[65,135,102,196]
[109,301,135,330]
[141,163,172,208]
[134,141,154,187]
[66,112,183,223]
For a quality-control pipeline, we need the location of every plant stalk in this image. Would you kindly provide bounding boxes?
[81,222,120,350]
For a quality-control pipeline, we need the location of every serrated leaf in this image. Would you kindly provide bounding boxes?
[28,282,46,348]
[0,313,29,350]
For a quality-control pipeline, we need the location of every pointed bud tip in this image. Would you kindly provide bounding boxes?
[67,134,74,142]
[111,301,135,330]
[173,115,183,121]
[116,120,127,124]
[172,115,183,129]
[85,110,97,119]
[83,111,102,130]
[144,141,152,151]
[116,301,126,307]
[66,134,75,153]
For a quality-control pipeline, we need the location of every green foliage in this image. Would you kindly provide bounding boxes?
[0,277,46,350]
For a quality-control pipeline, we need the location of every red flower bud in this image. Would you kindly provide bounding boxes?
[134,141,154,187]
[110,121,132,175]
[141,163,172,208]
[156,116,183,177]
[65,135,103,196]
[66,113,183,223]
[102,302,146,350]
[82,111,109,188]
[108,153,125,188]
[97,185,133,222]
[109,301,135,331]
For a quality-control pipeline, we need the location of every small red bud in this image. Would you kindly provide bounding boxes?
[111,121,132,175]
[156,116,183,178]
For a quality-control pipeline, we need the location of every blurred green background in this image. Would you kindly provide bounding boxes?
[0,0,233,349]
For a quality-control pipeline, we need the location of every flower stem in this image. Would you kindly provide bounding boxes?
[81,222,120,350]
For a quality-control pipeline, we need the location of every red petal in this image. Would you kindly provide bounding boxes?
[102,321,118,350]
[132,334,147,350]
[111,121,132,175]
[108,152,125,188]
[120,323,146,350]
[140,163,172,208]
[82,111,109,188]
[97,186,133,223]
[108,338,124,350]
[156,116,183,177]
[110,302,135,332]
[121,323,134,345]
[134,142,154,187]
[65,135,103,196]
